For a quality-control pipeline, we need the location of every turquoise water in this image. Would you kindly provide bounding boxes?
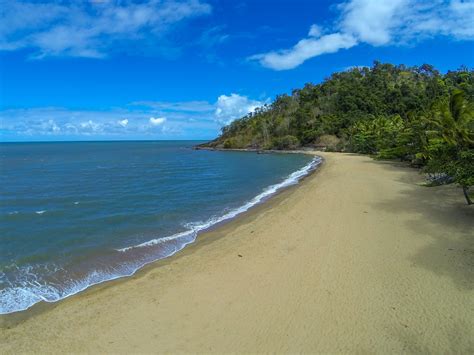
[0,141,320,314]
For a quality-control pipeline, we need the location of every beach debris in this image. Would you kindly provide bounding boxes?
[238,254,243,257]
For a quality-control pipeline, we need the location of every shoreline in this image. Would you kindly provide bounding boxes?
[193,145,318,154]
[0,152,322,317]
[1,152,473,353]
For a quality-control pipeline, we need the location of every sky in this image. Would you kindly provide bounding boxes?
[0,0,473,142]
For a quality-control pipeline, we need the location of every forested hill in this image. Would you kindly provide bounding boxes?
[201,62,474,204]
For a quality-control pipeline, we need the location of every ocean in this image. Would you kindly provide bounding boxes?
[0,141,320,314]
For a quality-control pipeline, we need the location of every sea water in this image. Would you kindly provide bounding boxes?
[0,141,320,314]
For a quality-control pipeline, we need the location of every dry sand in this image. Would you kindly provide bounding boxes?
[1,152,473,353]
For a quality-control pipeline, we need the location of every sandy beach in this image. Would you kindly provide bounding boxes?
[1,152,473,353]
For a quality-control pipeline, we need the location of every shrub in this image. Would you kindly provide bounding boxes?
[223,138,237,149]
[271,135,300,150]
[315,134,341,151]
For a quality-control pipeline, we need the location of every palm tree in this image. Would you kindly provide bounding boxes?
[431,90,474,148]
[427,90,474,204]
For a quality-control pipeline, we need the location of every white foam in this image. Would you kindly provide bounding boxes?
[117,155,322,253]
[0,155,322,315]
[35,210,46,214]
[0,267,131,315]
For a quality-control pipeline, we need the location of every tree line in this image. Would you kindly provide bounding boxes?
[201,62,474,204]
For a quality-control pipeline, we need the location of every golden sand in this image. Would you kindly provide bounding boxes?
[1,152,473,353]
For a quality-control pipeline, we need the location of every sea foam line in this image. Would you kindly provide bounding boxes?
[0,155,321,315]
[117,155,322,252]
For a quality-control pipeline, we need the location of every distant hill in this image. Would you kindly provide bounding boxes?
[200,62,474,204]
[201,62,472,151]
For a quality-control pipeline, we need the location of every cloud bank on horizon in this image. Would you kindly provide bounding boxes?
[251,0,474,70]
[0,94,264,140]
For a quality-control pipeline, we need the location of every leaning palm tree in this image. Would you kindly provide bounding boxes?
[432,90,474,147]
[425,90,474,204]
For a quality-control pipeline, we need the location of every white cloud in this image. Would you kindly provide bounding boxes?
[251,33,357,71]
[0,94,264,140]
[251,0,474,70]
[308,24,323,37]
[340,0,407,46]
[214,93,263,125]
[149,117,166,126]
[0,107,142,138]
[41,119,61,134]
[0,0,212,58]
[118,119,129,127]
[80,120,103,134]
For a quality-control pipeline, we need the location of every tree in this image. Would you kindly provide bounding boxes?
[423,90,474,204]
[199,64,474,204]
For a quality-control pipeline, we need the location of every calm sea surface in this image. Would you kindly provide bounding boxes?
[0,141,319,314]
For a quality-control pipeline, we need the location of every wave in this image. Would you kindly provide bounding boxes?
[0,155,322,315]
[118,155,322,252]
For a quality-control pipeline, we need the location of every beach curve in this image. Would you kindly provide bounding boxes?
[1,152,473,353]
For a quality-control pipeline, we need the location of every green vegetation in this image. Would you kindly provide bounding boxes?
[201,62,474,204]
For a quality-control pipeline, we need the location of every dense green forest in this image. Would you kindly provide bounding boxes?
[201,62,474,204]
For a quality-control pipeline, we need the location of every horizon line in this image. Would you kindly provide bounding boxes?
[0,139,211,144]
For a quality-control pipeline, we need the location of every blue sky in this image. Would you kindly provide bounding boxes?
[0,0,473,141]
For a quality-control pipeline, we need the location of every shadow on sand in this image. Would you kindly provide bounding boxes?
[365,158,474,291]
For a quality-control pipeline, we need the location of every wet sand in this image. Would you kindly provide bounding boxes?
[1,152,473,353]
